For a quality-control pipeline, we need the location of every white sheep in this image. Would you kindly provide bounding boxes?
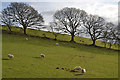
[74,66,81,70]
[40,54,45,58]
[81,68,86,73]
[8,54,11,57]
[70,66,86,73]
[25,38,28,40]
[56,43,59,46]
[8,54,14,59]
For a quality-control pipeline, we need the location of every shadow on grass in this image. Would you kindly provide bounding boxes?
[74,73,84,76]
[2,58,9,60]
[32,57,41,59]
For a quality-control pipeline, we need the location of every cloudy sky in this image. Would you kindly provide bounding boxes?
[0,0,119,25]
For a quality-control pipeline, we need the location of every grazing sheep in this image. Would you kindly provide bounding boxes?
[10,55,14,58]
[70,69,81,72]
[70,66,82,72]
[8,54,14,59]
[70,66,86,73]
[56,43,59,46]
[81,68,86,73]
[25,38,28,40]
[40,54,45,58]
[70,69,76,72]
[8,54,11,57]
[74,66,81,70]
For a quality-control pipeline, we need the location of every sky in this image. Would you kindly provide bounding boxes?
[0,0,119,25]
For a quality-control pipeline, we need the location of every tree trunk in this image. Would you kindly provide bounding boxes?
[70,34,75,42]
[92,39,96,46]
[7,25,11,32]
[109,43,112,49]
[54,34,57,40]
[54,37,57,40]
[24,27,27,35]
[104,43,106,48]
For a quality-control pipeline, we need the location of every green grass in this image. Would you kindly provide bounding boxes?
[1,25,119,50]
[2,32,118,78]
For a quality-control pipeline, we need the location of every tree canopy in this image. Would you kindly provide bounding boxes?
[54,7,87,42]
[1,2,44,34]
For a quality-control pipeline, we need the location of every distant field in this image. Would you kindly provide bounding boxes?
[2,32,118,78]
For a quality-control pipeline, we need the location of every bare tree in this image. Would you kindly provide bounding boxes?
[54,7,87,42]
[1,7,15,32]
[102,22,114,48]
[83,14,105,46]
[3,2,44,35]
[49,22,61,40]
[111,25,120,50]
[113,26,120,44]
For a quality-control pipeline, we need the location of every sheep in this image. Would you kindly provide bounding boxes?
[70,69,76,72]
[8,54,14,59]
[10,55,14,58]
[81,68,86,73]
[56,43,59,46]
[8,54,11,57]
[70,66,86,73]
[40,54,45,58]
[25,38,28,40]
[70,66,81,72]
[74,66,81,70]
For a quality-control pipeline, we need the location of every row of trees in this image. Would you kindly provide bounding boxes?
[50,7,120,46]
[1,2,120,47]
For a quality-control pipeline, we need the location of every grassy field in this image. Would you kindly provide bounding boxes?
[2,31,118,78]
[1,25,120,50]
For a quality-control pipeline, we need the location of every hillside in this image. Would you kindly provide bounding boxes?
[1,25,120,50]
[2,26,118,78]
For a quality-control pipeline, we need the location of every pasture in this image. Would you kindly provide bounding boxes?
[2,25,119,50]
[2,32,118,78]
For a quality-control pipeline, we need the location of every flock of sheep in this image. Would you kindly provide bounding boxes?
[7,38,86,74]
[8,53,45,58]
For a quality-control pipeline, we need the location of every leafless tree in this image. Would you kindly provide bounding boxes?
[111,25,120,50]
[102,22,114,48]
[83,14,105,46]
[2,2,44,35]
[1,7,15,32]
[49,22,61,40]
[113,26,120,44]
[54,7,87,42]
